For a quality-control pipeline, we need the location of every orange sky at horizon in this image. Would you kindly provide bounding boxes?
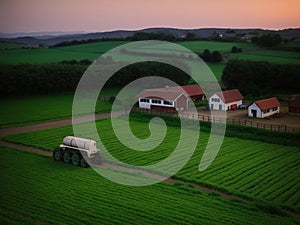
[0,0,299,33]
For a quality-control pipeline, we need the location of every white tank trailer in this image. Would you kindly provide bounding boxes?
[53,136,102,168]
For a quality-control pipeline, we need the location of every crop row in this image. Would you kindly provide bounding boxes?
[1,147,298,225]
[3,117,300,212]
[0,94,112,128]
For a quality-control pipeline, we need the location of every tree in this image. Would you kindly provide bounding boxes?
[254,33,282,47]
[222,60,300,96]
[200,49,222,62]
[185,32,197,40]
[231,46,243,53]
[202,49,211,62]
[211,51,223,62]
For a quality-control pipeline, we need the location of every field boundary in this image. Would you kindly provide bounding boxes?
[135,108,300,133]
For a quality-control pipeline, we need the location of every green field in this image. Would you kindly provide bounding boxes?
[2,38,300,225]
[0,89,120,128]
[0,42,22,50]
[179,41,257,54]
[1,40,299,82]
[0,41,128,64]
[4,115,300,212]
[1,147,298,225]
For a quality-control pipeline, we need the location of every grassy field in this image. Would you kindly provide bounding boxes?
[1,39,300,225]
[229,49,300,64]
[0,41,127,64]
[1,147,298,225]
[4,115,300,212]
[0,89,120,128]
[1,40,299,82]
[179,41,257,54]
[0,42,22,50]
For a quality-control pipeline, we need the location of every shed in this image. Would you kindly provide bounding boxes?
[288,96,300,113]
[248,97,280,118]
[209,89,243,111]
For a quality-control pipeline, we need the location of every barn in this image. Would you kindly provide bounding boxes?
[288,96,300,113]
[209,89,243,111]
[137,85,203,111]
[248,97,280,118]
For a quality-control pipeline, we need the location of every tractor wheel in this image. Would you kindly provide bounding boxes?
[53,148,62,161]
[72,153,80,166]
[63,152,71,164]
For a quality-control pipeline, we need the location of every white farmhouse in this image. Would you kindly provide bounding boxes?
[248,97,280,118]
[209,89,243,111]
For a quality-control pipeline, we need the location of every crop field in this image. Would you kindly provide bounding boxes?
[0,42,22,50]
[1,40,299,83]
[229,50,300,64]
[4,115,300,212]
[1,147,299,225]
[179,41,257,54]
[0,41,128,64]
[0,89,120,128]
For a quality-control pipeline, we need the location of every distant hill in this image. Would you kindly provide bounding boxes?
[2,28,300,46]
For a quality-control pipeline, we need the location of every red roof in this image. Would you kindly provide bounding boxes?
[289,96,300,108]
[138,85,204,100]
[255,97,280,110]
[153,85,204,96]
[216,89,243,103]
[138,90,184,101]
[181,84,204,97]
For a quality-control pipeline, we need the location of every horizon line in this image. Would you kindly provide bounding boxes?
[1,26,300,35]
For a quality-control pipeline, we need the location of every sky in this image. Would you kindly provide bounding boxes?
[0,0,299,33]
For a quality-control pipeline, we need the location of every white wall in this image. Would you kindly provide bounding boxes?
[139,98,174,109]
[209,94,242,111]
[261,107,280,118]
[209,94,225,110]
[139,101,151,109]
[248,103,280,118]
[248,103,262,118]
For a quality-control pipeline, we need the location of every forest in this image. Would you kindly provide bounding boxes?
[222,60,300,96]
[0,61,190,96]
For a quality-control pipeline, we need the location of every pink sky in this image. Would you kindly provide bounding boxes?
[0,0,299,33]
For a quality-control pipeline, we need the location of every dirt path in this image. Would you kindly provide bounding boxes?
[0,111,299,218]
[0,111,126,138]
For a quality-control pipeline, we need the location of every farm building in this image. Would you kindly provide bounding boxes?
[137,84,204,111]
[288,96,300,113]
[209,89,243,111]
[248,97,280,118]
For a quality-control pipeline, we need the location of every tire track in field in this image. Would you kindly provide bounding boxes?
[0,111,299,219]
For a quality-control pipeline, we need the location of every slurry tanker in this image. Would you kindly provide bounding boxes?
[53,136,102,168]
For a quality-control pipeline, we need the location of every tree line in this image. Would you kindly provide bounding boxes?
[252,33,282,47]
[222,60,300,96]
[198,49,223,62]
[0,61,190,97]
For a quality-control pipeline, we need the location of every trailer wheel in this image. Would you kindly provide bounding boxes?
[72,153,80,166]
[80,158,89,168]
[53,148,62,161]
[63,152,71,164]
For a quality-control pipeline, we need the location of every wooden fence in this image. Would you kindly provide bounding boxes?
[134,108,300,133]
